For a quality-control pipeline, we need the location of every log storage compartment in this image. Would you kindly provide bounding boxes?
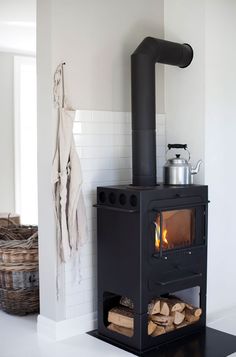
[105,288,202,339]
[96,184,208,353]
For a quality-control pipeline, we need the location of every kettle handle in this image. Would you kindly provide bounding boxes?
[168,144,187,150]
[166,144,191,161]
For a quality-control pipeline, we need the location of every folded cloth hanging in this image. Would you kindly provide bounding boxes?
[52,63,88,263]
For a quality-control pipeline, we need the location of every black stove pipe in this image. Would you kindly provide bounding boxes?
[131,37,193,186]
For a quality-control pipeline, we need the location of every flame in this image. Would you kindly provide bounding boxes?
[154,221,168,250]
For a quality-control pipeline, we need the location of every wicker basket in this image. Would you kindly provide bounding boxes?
[0,223,39,315]
[0,224,37,241]
[0,287,39,315]
[0,214,20,227]
[0,265,39,290]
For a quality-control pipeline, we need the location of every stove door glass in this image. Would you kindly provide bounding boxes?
[154,209,196,252]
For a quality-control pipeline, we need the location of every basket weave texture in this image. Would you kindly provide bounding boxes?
[0,219,39,315]
[0,288,39,315]
[0,265,38,290]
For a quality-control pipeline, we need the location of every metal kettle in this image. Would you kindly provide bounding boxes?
[164,144,202,185]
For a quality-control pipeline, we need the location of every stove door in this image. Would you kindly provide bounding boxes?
[155,208,195,252]
[149,200,206,256]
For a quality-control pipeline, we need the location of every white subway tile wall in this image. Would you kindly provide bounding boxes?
[65,111,166,319]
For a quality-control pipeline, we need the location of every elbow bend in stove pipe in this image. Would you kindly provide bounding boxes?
[131,37,193,187]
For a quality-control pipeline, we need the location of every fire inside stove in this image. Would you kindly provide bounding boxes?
[154,209,196,252]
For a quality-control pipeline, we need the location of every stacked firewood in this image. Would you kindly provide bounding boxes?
[107,296,202,337]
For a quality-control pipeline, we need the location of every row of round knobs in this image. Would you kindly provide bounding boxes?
[99,191,138,207]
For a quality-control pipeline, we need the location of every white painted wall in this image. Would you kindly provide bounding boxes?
[37,0,165,328]
[37,0,66,322]
[51,0,164,112]
[205,0,236,315]
[164,0,205,184]
[0,52,15,212]
[0,0,36,54]
[165,0,236,317]
[37,0,165,333]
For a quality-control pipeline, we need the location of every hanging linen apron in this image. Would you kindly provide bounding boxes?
[52,63,88,264]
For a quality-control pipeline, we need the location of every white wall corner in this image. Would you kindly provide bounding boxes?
[37,312,97,341]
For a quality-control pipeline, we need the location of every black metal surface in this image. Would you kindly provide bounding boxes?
[88,327,236,357]
[131,37,193,186]
[154,271,202,287]
[96,184,208,352]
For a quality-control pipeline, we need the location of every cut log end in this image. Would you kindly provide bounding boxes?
[148,299,161,315]
[185,304,202,317]
[148,321,157,335]
[151,325,166,337]
[165,324,175,333]
[107,323,134,337]
[151,314,174,326]
[171,311,185,325]
[185,309,201,323]
[108,307,134,329]
[160,301,170,316]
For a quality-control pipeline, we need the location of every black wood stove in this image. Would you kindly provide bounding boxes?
[90,38,236,356]
[95,184,208,354]
[97,185,207,351]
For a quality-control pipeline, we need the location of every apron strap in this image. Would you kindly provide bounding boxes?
[53,62,66,109]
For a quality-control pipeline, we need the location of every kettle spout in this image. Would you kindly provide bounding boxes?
[191,160,202,175]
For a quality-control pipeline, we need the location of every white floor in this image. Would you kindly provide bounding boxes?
[0,311,132,357]
[0,310,236,357]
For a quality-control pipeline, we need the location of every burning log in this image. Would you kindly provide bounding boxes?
[108,307,134,329]
[108,323,133,337]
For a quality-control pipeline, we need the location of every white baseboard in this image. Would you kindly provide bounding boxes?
[37,312,97,341]
[37,306,236,341]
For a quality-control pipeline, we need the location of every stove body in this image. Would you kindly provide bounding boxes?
[96,184,208,353]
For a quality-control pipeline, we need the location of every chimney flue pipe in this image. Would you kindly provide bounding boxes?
[131,37,193,186]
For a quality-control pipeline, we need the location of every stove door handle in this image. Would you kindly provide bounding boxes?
[155,272,202,286]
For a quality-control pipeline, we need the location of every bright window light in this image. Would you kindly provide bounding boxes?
[14,56,37,224]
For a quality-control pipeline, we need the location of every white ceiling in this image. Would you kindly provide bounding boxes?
[0,0,36,54]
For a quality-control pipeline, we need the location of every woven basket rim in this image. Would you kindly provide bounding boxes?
[0,287,39,292]
[0,248,38,252]
[0,265,38,272]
